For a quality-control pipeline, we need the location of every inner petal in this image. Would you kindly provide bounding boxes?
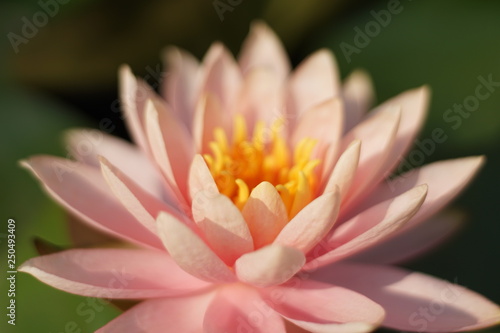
[203,115,321,218]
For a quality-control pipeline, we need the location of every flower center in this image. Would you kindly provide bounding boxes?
[203,115,321,218]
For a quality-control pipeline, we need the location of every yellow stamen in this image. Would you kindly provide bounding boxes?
[276,185,292,210]
[203,154,214,168]
[289,171,312,219]
[234,115,247,144]
[208,142,224,173]
[214,128,229,153]
[252,121,266,150]
[203,115,321,218]
[234,179,249,209]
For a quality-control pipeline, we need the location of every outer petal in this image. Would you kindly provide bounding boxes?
[343,86,429,209]
[351,211,464,264]
[235,68,284,129]
[200,43,242,113]
[306,185,427,270]
[314,262,500,332]
[162,46,201,128]
[99,156,182,234]
[341,107,401,209]
[156,212,236,283]
[284,320,375,333]
[292,98,343,147]
[201,42,223,70]
[97,292,214,333]
[291,98,344,170]
[204,285,286,333]
[242,181,288,249]
[238,21,290,82]
[288,49,341,121]
[261,279,384,332]
[118,65,155,153]
[357,156,485,228]
[375,86,430,175]
[19,248,210,298]
[322,140,361,200]
[20,156,162,249]
[64,128,164,199]
[144,98,193,202]
[235,244,305,287]
[343,70,375,132]
[192,93,228,154]
[274,189,340,253]
[192,191,253,265]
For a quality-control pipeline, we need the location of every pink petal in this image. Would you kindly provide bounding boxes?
[274,189,340,253]
[235,68,284,129]
[18,248,210,298]
[97,292,215,333]
[315,262,500,332]
[375,86,430,175]
[291,98,344,171]
[192,191,253,265]
[192,93,228,154]
[99,156,183,234]
[343,86,429,209]
[156,211,236,283]
[204,285,286,333]
[351,211,464,264]
[201,42,223,70]
[291,98,343,145]
[322,140,361,200]
[342,70,374,132]
[305,184,427,270]
[20,156,162,249]
[235,244,305,287]
[64,128,164,200]
[358,156,485,229]
[238,21,290,82]
[262,279,384,332]
[284,321,376,333]
[242,181,288,249]
[144,99,193,202]
[341,107,401,210]
[288,49,341,120]
[118,65,155,153]
[188,154,219,201]
[162,46,201,128]
[200,43,242,113]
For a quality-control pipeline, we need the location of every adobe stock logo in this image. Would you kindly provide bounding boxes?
[443,74,500,129]
[7,0,71,54]
[213,0,243,22]
[339,0,405,64]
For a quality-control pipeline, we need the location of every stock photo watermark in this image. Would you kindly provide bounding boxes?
[231,238,332,332]
[388,73,499,191]
[49,268,134,333]
[49,63,167,182]
[406,278,463,333]
[7,0,71,54]
[213,0,244,22]
[442,74,500,129]
[339,0,407,64]
[6,219,17,326]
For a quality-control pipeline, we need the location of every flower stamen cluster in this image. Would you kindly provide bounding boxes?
[204,115,320,217]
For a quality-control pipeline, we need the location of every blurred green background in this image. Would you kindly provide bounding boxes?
[1,0,499,332]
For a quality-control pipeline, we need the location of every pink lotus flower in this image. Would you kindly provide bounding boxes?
[20,23,500,332]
